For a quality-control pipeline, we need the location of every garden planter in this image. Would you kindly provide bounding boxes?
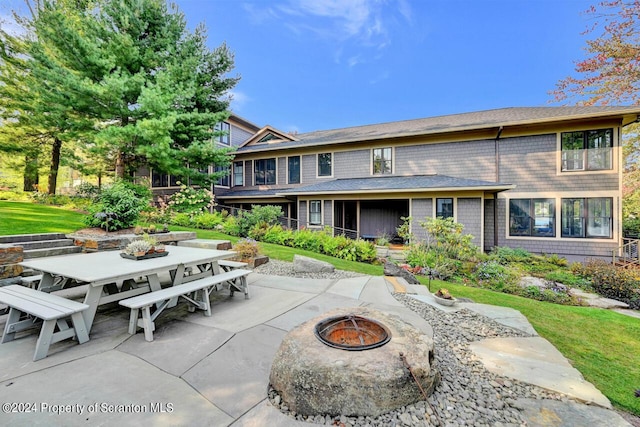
[432,293,457,306]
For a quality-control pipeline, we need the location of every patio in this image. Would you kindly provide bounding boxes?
[0,270,630,426]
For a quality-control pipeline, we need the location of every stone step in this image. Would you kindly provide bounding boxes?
[23,246,82,259]
[11,238,75,250]
[0,233,67,244]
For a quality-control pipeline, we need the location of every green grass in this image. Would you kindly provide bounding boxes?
[0,201,85,235]
[0,202,638,415]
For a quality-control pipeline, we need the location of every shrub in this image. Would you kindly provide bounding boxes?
[490,247,532,264]
[420,216,479,261]
[233,238,260,259]
[237,205,283,237]
[474,261,521,293]
[573,260,640,308]
[167,184,214,216]
[83,181,151,231]
[193,212,224,229]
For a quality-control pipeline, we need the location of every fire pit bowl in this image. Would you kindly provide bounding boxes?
[269,307,439,417]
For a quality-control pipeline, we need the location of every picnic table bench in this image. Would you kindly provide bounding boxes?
[0,285,89,361]
[119,268,251,341]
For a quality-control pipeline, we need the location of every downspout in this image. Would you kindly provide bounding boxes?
[493,126,503,250]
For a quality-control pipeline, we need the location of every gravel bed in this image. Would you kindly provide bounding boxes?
[262,262,570,426]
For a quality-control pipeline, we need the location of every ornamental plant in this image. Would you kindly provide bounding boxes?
[167,184,214,216]
[84,181,151,231]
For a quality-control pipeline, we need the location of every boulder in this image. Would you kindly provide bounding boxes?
[383,261,421,284]
[293,255,335,273]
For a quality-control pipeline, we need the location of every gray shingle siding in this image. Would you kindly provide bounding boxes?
[396,140,496,181]
[324,200,332,225]
[457,198,482,247]
[299,200,307,225]
[411,199,432,241]
[334,149,370,178]
[484,199,495,252]
[231,126,253,147]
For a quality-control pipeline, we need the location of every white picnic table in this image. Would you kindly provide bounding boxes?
[19,245,235,334]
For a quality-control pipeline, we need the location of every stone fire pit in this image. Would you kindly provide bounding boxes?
[269,307,439,417]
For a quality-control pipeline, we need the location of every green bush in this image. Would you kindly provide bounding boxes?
[623,216,640,237]
[573,260,640,308]
[490,246,532,264]
[544,270,590,288]
[193,212,224,229]
[83,181,151,231]
[420,216,479,261]
[473,260,521,293]
[237,205,283,237]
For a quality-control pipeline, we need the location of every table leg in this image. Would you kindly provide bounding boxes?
[82,285,103,334]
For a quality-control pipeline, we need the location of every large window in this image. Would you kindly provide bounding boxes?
[254,158,276,185]
[318,153,332,177]
[288,156,300,184]
[373,148,392,174]
[509,199,555,237]
[233,161,243,187]
[561,129,612,171]
[436,198,453,219]
[215,165,230,187]
[562,197,612,238]
[214,121,230,145]
[309,200,322,225]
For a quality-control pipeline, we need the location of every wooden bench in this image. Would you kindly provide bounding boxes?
[218,260,249,271]
[119,269,251,342]
[0,285,90,361]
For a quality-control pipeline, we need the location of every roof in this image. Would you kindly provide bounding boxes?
[274,175,514,196]
[216,188,284,200]
[237,106,640,154]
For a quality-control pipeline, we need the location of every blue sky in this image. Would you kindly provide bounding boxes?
[175,0,595,134]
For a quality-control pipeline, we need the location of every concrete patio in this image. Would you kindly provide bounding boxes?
[0,272,632,426]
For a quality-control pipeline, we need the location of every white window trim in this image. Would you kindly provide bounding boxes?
[316,152,334,178]
[308,199,323,227]
[287,155,302,184]
[555,128,619,176]
[432,197,457,221]
[370,147,394,175]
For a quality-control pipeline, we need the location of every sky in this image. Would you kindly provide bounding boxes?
[1,0,597,134]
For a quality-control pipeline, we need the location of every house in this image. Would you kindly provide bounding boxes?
[213,106,640,262]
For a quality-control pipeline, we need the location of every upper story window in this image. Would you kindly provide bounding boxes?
[258,133,279,143]
[254,158,276,185]
[509,198,555,237]
[288,156,300,184]
[215,165,230,187]
[318,153,332,177]
[233,161,243,187]
[561,129,612,171]
[373,147,392,174]
[561,197,612,238]
[214,121,230,145]
[436,198,453,219]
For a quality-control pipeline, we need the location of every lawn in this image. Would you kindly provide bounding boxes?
[0,201,85,235]
[0,202,638,416]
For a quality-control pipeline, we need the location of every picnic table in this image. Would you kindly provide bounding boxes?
[19,245,236,334]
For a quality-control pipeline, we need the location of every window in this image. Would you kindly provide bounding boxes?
[509,198,555,237]
[233,161,243,187]
[215,165,230,187]
[254,158,276,185]
[561,129,612,171]
[258,133,279,143]
[288,156,300,184]
[373,148,392,174]
[214,121,230,145]
[561,197,612,238]
[436,198,453,219]
[318,153,332,177]
[151,170,180,188]
[309,200,322,225]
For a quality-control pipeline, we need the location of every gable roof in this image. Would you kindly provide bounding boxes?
[237,106,640,154]
[240,125,299,147]
[275,175,514,196]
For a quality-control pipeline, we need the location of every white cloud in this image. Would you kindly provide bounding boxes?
[228,90,250,112]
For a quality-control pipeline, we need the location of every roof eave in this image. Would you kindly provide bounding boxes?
[276,184,515,197]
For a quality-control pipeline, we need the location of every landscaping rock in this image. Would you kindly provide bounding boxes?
[293,255,335,273]
[383,261,421,285]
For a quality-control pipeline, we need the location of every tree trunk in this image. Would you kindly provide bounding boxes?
[48,137,62,195]
[115,151,125,178]
[23,153,39,192]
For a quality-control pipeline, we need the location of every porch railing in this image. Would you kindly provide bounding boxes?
[612,238,640,266]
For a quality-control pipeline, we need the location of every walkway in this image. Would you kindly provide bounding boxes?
[0,272,633,426]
